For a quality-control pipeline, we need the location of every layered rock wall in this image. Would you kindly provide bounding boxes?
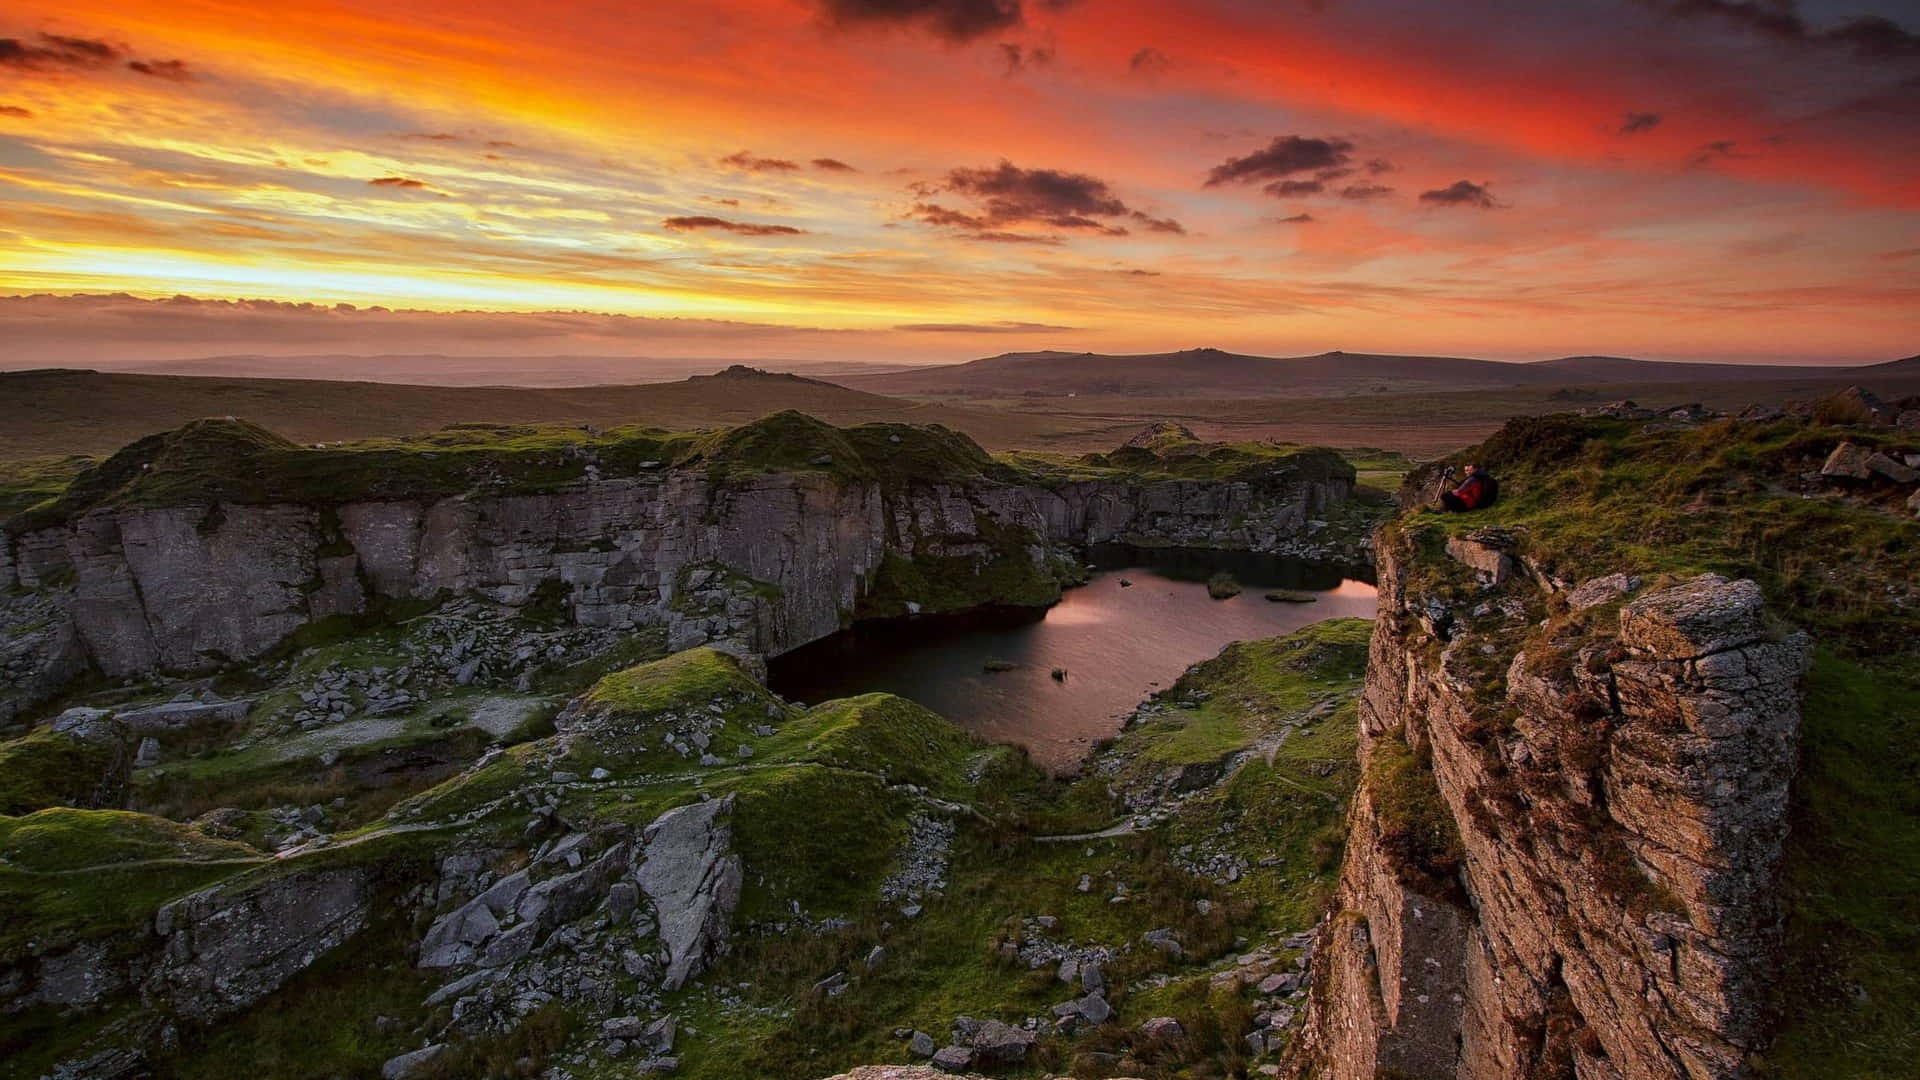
[2,465,1349,714]
[1292,534,1807,1080]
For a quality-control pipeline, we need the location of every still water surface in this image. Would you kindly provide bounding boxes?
[769,547,1376,772]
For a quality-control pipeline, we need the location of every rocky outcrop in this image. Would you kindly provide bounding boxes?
[0,587,87,728]
[1291,532,1809,1080]
[3,432,1353,715]
[636,795,742,990]
[148,865,373,1021]
[6,863,372,1023]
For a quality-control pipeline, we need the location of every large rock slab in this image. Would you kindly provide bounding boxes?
[635,796,742,991]
[148,866,371,1021]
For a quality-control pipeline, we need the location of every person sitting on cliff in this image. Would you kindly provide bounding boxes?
[1438,463,1497,512]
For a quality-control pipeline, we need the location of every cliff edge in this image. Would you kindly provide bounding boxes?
[1291,413,1919,1080]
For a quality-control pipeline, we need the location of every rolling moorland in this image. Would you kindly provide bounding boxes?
[0,355,1915,1080]
[6,351,1920,462]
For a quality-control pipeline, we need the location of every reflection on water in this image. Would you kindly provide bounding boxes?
[768,548,1376,773]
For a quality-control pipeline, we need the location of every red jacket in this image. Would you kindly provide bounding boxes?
[1450,473,1490,510]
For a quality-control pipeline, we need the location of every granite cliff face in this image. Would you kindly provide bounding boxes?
[0,417,1355,723]
[1291,528,1808,1080]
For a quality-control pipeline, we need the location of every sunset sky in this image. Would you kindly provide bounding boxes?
[1,0,1916,367]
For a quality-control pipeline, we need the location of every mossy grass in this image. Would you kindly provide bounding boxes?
[0,454,92,520]
[760,692,979,798]
[131,722,495,828]
[0,807,258,871]
[1003,435,1356,488]
[579,646,764,717]
[1761,650,1920,1077]
[715,763,916,922]
[1123,619,1372,771]
[0,727,127,815]
[0,856,244,961]
[160,917,437,1080]
[3,412,1026,532]
[386,742,543,824]
[653,620,1375,1079]
[0,614,1375,1077]
[561,647,794,776]
[854,510,1083,620]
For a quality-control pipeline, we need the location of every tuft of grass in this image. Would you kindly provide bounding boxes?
[1364,730,1464,895]
[767,692,979,798]
[581,646,764,717]
[718,764,914,921]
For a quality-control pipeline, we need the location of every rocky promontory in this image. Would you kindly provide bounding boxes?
[1290,412,1919,1080]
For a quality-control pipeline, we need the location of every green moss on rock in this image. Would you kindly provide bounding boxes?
[772,693,979,798]
[0,727,130,816]
[1364,730,1464,893]
[0,807,256,871]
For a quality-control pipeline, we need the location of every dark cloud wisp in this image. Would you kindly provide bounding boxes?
[128,58,193,82]
[895,320,1077,332]
[912,160,1182,238]
[0,33,121,71]
[814,0,1077,44]
[1636,1,1920,60]
[1620,111,1662,133]
[1128,47,1170,75]
[1,33,197,83]
[1205,135,1371,198]
[1418,180,1502,208]
[1338,183,1394,200]
[662,216,806,236]
[722,150,801,173]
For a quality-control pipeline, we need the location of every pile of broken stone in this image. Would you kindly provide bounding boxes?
[1820,440,1920,518]
[384,797,741,1080]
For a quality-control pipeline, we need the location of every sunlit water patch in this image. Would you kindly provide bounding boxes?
[769,546,1376,772]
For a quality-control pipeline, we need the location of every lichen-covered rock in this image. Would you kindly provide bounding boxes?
[1866,451,1919,484]
[148,865,372,1021]
[1444,533,1514,585]
[380,1044,446,1080]
[636,795,742,990]
[1820,441,1875,479]
[1292,538,1808,1080]
[1565,572,1638,611]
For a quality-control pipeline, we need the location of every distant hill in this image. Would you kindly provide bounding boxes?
[831,347,1916,399]
[0,366,1110,459]
[93,353,915,388]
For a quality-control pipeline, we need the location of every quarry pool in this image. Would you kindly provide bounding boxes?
[768,546,1377,773]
